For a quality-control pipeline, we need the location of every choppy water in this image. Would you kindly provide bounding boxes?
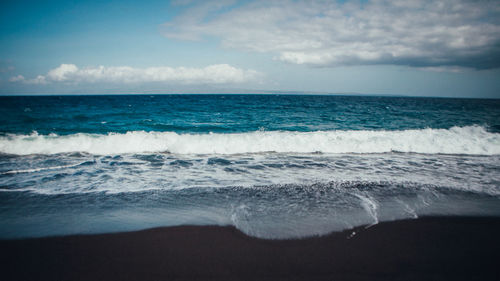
[1,95,499,239]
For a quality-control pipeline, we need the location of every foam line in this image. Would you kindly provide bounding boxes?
[1,162,85,175]
[0,126,498,155]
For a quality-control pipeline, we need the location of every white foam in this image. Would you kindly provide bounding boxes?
[0,126,498,155]
[1,162,84,175]
[354,193,379,227]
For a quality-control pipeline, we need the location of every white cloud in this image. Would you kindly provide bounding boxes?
[8,74,47,84]
[162,0,500,69]
[8,75,25,82]
[47,64,78,82]
[418,66,469,73]
[10,63,260,85]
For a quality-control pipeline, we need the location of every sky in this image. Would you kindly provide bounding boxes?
[1,0,499,98]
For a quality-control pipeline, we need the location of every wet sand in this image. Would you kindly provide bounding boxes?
[1,216,499,281]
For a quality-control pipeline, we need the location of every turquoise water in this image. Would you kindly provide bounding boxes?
[1,95,500,134]
[0,95,499,238]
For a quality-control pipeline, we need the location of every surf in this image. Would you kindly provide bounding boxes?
[0,125,498,155]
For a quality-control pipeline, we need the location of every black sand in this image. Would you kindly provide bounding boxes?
[1,216,499,280]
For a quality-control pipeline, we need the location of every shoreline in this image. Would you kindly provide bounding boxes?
[1,216,499,280]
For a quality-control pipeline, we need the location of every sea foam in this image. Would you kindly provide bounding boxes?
[0,126,498,155]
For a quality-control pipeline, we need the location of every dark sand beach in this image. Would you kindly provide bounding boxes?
[1,216,499,281]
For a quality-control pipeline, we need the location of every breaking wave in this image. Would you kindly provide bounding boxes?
[0,126,499,155]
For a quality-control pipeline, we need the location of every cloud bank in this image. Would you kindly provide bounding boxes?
[10,64,260,85]
[162,0,500,69]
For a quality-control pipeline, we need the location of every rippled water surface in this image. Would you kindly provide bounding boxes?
[0,95,499,238]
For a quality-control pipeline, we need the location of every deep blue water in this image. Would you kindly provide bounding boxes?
[0,94,499,239]
[1,95,499,135]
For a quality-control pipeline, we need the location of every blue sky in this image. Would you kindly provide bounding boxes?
[1,0,499,97]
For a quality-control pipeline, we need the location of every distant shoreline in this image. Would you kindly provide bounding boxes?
[1,93,499,100]
[2,216,499,281]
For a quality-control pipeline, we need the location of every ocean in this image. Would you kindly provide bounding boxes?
[0,94,499,239]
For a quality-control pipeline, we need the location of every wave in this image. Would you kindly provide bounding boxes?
[0,162,85,175]
[0,126,499,155]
